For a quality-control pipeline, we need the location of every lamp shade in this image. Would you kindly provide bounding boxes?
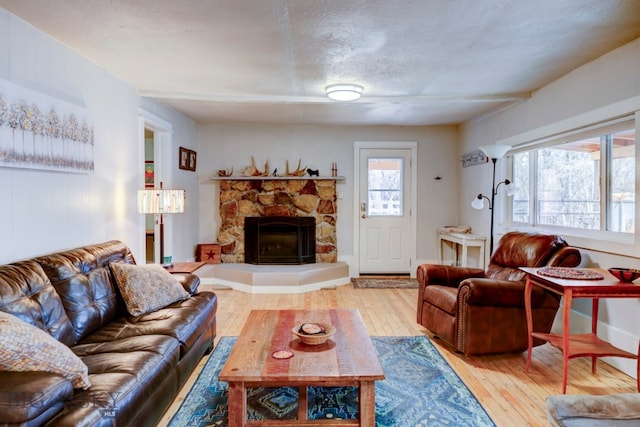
[504,181,516,196]
[137,189,185,214]
[471,195,485,210]
[325,84,363,101]
[479,144,511,160]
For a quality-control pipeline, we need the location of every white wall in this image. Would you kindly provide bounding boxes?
[0,9,199,264]
[197,124,459,272]
[460,38,640,377]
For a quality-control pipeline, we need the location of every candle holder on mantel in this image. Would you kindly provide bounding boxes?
[331,162,338,177]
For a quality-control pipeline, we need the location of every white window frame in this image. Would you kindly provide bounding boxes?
[501,112,640,258]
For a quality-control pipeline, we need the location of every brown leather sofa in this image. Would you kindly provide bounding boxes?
[0,240,217,427]
[417,231,581,355]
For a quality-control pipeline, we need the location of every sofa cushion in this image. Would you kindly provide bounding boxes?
[110,263,190,316]
[0,311,91,389]
[35,241,130,344]
[0,371,73,426]
[78,291,217,358]
[0,260,76,346]
[423,285,458,315]
[64,335,180,426]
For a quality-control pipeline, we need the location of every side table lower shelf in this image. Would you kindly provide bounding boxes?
[532,332,637,360]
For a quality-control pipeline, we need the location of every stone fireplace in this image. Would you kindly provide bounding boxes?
[217,178,338,263]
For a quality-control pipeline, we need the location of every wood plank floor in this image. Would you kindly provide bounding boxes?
[157,284,637,426]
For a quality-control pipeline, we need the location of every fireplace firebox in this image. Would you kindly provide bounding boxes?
[244,216,316,265]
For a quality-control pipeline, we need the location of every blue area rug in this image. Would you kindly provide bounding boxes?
[169,336,495,426]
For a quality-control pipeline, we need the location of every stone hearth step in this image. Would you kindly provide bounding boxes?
[195,262,350,294]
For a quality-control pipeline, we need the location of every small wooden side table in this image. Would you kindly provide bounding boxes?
[165,261,205,274]
[438,232,486,268]
[521,267,640,394]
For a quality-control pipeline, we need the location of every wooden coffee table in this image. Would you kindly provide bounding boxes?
[219,309,385,426]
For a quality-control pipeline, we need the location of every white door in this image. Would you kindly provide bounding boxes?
[358,148,413,274]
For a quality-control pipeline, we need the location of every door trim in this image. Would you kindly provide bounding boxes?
[138,109,173,263]
[353,141,417,278]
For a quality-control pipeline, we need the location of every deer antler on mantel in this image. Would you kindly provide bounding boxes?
[241,156,269,176]
[285,158,307,176]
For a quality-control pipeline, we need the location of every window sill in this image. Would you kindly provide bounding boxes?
[501,225,639,259]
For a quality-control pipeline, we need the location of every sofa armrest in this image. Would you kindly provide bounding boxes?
[0,371,73,425]
[417,264,485,289]
[458,278,551,307]
[172,273,201,295]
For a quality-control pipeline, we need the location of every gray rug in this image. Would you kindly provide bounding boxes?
[169,336,495,426]
[351,277,418,289]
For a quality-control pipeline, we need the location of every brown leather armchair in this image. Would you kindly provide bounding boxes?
[417,231,581,355]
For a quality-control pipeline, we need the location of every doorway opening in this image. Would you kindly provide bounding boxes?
[139,110,173,265]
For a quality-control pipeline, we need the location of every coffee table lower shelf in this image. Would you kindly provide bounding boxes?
[228,380,372,426]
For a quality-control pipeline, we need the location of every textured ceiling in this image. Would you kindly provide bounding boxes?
[2,0,640,126]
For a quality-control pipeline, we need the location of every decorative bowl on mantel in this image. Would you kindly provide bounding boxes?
[608,268,640,283]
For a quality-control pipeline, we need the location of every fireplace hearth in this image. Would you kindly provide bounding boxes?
[244,216,316,265]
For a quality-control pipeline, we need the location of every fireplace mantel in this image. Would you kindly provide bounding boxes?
[209,176,345,181]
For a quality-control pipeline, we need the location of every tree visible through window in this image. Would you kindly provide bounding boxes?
[511,125,635,234]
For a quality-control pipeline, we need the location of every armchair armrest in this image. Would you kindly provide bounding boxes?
[458,278,551,307]
[417,264,485,289]
[547,246,581,268]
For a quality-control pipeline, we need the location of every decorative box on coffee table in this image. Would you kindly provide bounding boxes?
[197,243,221,264]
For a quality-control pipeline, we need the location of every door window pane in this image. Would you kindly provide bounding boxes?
[368,158,403,216]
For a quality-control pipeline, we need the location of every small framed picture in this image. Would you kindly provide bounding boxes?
[179,147,190,171]
[189,150,197,171]
[179,147,197,172]
[144,161,154,187]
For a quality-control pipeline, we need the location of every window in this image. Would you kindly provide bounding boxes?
[511,120,635,235]
[367,158,403,216]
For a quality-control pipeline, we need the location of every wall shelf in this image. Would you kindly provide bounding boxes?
[209,176,345,181]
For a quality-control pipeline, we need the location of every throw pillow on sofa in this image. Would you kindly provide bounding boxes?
[110,262,190,316]
[0,311,91,389]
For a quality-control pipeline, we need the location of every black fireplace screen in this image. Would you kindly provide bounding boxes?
[244,216,316,264]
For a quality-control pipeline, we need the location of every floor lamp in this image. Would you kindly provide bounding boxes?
[471,144,514,255]
[137,185,185,266]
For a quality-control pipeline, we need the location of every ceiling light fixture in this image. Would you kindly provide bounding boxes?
[325,84,363,101]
